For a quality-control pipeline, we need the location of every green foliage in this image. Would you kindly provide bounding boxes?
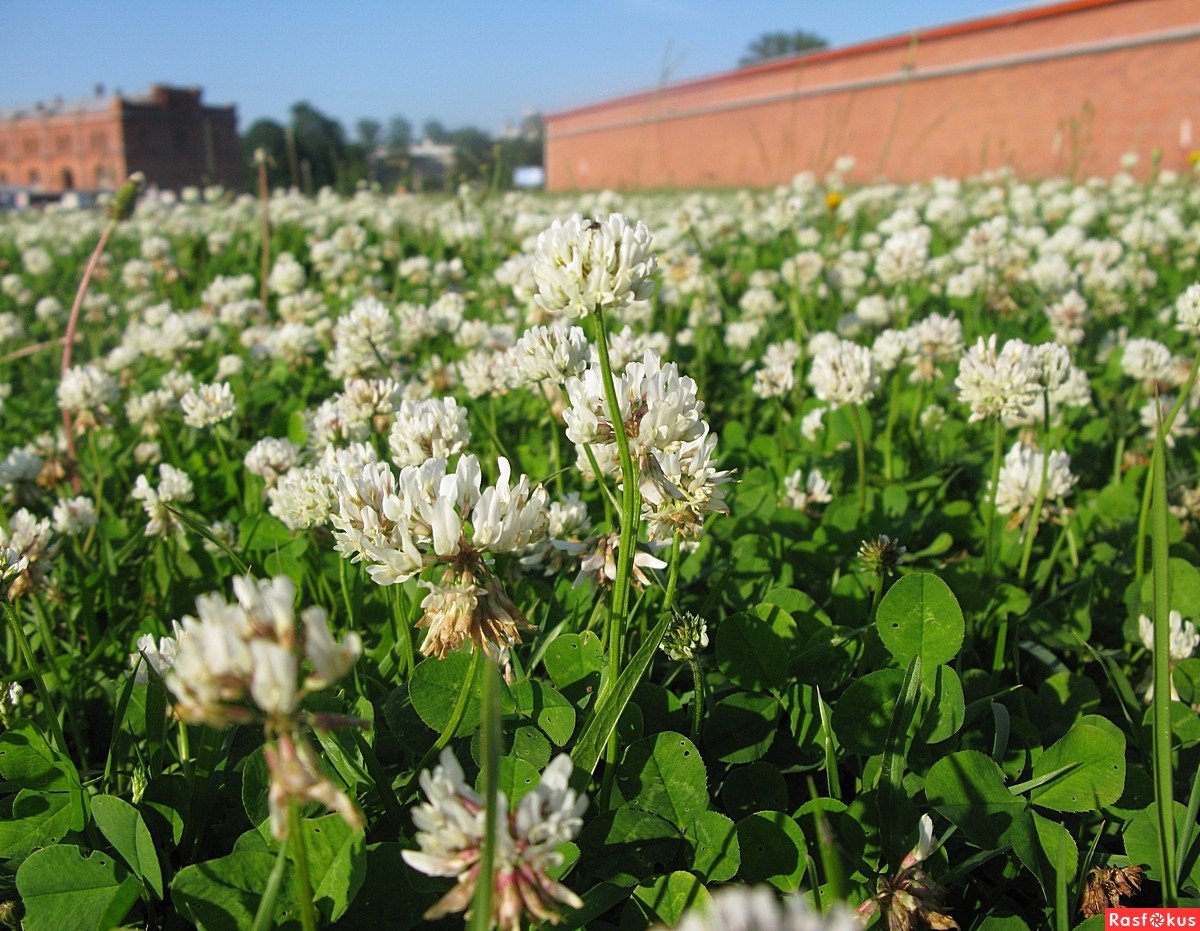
[0,170,1190,929]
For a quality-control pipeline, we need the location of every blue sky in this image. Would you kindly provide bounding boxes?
[3,1,1029,135]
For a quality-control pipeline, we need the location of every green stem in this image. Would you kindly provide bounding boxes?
[1137,353,1200,579]
[849,404,868,515]
[4,603,71,759]
[1016,393,1053,585]
[1150,410,1179,906]
[688,658,704,746]
[882,372,901,482]
[250,830,291,931]
[662,533,683,610]
[470,657,503,931]
[984,417,1004,576]
[433,649,483,753]
[541,390,565,497]
[590,309,639,678]
[288,801,319,931]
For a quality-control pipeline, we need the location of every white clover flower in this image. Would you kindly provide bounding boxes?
[1121,338,1175,383]
[1175,283,1200,336]
[640,427,732,541]
[58,364,119,431]
[130,630,180,685]
[180,381,236,429]
[955,336,1040,423]
[1138,611,1199,662]
[0,446,44,501]
[1046,290,1089,345]
[165,575,359,726]
[564,350,706,479]
[0,510,56,597]
[670,885,859,931]
[327,296,397,380]
[511,324,589,385]
[332,454,547,657]
[567,531,667,590]
[162,575,362,839]
[808,338,879,407]
[800,407,827,442]
[268,252,307,295]
[245,437,302,486]
[388,397,471,468]
[131,463,194,536]
[875,226,931,286]
[783,468,832,512]
[919,404,948,432]
[872,328,911,374]
[532,213,656,319]
[403,749,587,931]
[1140,394,1197,448]
[51,496,98,535]
[753,341,801,399]
[904,313,964,382]
[268,465,337,531]
[993,442,1077,523]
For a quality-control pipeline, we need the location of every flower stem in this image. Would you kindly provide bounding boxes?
[250,829,291,931]
[287,801,319,931]
[688,658,704,746]
[4,602,71,760]
[433,648,483,753]
[984,417,1004,576]
[590,310,639,678]
[882,372,902,482]
[1137,353,1200,579]
[662,533,682,610]
[470,656,503,931]
[60,218,116,493]
[849,404,868,515]
[1150,404,1179,906]
[1016,393,1053,585]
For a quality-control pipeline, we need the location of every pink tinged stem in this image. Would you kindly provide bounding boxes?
[60,219,116,493]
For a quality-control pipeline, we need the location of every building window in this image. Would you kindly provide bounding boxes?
[57,134,71,154]
[95,164,112,188]
[90,131,110,154]
[60,168,75,190]
[0,172,7,185]
[24,138,38,156]
[27,169,40,187]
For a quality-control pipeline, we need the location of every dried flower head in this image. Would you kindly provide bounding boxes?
[1079,865,1144,917]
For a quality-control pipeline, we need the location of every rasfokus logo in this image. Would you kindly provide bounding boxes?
[1106,909,1200,927]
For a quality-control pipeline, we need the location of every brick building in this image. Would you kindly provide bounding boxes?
[544,0,1200,190]
[0,84,241,194]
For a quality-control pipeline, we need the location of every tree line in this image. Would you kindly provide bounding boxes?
[241,103,544,194]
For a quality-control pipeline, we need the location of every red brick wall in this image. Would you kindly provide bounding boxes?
[0,101,126,192]
[0,85,241,193]
[544,0,1200,190]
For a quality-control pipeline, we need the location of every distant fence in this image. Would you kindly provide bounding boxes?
[543,0,1200,190]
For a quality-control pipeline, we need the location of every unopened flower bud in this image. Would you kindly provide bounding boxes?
[108,172,145,222]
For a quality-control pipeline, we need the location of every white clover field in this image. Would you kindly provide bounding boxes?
[1,168,1200,930]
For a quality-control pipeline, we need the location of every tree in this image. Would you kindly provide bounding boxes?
[386,116,412,153]
[240,119,289,189]
[356,118,382,152]
[422,120,449,144]
[738,30,828,67]
[289,101,348,191]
